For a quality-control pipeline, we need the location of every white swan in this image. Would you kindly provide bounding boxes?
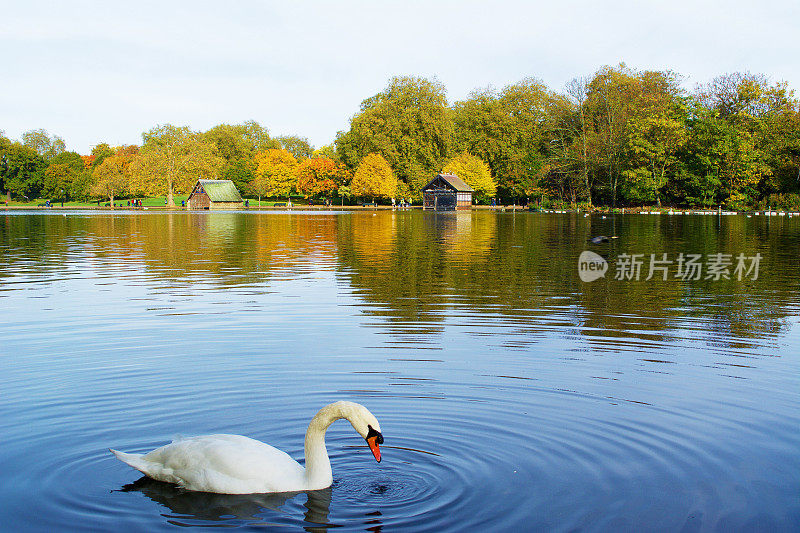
[110,401,383,494]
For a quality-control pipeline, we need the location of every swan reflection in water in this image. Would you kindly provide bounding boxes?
[120,476,338,529]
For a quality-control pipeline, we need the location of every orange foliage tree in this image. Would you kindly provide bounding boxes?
[296,157,350,200]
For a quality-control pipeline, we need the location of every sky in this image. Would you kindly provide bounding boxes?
[2,0,798,155]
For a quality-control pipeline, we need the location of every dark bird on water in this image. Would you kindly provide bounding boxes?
[588,235,619,244]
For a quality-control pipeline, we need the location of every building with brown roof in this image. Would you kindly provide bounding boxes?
[422,173,474,210]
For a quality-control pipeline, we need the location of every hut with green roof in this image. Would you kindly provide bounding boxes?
[186,179,243,210]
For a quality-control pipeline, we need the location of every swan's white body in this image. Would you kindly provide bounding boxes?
[110,401,382,494]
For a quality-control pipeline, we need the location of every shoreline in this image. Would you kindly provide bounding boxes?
[2,204,798,216]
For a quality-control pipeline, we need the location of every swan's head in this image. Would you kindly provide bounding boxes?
[334,401,384,462]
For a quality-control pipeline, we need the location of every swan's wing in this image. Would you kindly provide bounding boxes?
[140,434,305,493]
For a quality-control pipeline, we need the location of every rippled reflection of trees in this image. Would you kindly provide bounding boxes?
[1,211,797,343]
[334,212,799,346]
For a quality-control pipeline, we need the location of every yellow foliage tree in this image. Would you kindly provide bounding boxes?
[350,153,396,201]
[443,152,496,202]
[90,155,129,205]
[253,149,299,200]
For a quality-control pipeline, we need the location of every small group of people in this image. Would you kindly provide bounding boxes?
[127,199,143,207]
[391,197,411,209]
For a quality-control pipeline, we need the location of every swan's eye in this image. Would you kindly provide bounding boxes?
[366,425,383,444]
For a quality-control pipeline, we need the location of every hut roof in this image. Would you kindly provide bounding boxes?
[422,173,474,192]
[195,179,243,202]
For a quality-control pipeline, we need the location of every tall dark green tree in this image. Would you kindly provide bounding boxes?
[21,129,66,161]
[336,76,453,199]
[686,72,797,208]
[1,141,46,200]
[0,134,11,202]
[452,79,565,201]
[42,151,85,200]
[203,121,278,193]
[276,135,314,161]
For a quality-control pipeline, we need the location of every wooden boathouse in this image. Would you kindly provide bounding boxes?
[422,173,474,211]
[186,179,243,210]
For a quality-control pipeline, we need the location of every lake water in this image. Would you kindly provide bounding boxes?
[1,209,798,532]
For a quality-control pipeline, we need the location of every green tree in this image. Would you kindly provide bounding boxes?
[621,70,688,205]
[563,77,593,205]
[202,121,278,192]
[336,76,452,198]
[350,153,396,201]
[277,135,314,161]
[222,158,257,194]
[686,72,796,208]
[203,121,276,161]
[1,142,45,200]
[764,96,800,197]
[313,144,338,160]
[70,170,95,202]
[89,143,115,169]
[0,134,12,202]
[452,79,564,202]
[22,129,66,161]
[452,87,516,191]
[132,125,224,206]
[442,152,496,202]
[583,64,643,207]
[42,151,84,200]
[542,77,595,206]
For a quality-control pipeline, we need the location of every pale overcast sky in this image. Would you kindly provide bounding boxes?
[2,0,798,154]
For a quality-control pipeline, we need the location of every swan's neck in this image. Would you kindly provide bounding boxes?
[303,403,347,488]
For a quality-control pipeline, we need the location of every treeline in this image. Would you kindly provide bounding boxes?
[2,64,799,209]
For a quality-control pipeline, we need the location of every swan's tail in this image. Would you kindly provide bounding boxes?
[109,448,150,474]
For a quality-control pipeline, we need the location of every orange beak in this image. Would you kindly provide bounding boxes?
[367,436,381,462]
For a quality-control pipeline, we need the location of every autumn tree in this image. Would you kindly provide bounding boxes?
[252,148,298,201]
[350,153,396,201]
[296,157,349,200]
[91,154,129,205]
[442,152,496,202]
[131,125,223,206]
